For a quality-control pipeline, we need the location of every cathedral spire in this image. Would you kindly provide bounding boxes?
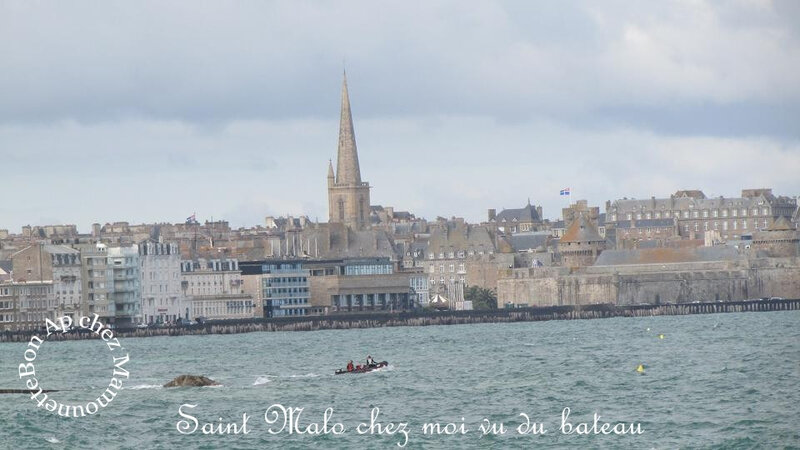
[336,71,362,184]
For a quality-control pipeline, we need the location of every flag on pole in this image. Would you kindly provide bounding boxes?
[559,188,571,196]
[186,213,196,223]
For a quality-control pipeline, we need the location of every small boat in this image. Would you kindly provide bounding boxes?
[335,361,388,375]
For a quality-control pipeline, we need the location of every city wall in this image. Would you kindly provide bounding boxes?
[497,257,800,306]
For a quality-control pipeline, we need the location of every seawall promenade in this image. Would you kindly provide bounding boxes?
[1,298,797,343]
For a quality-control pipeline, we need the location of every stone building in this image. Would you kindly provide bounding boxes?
[490,200,544,234]
[11,244,82,318]
[558,214,606,267]
[613,218,679,249]
[606,189,798,241]
[139,240,183,324]
[0,280,55,331]
[424,218,514,292]
[750,217,800,257]
[327,72,371,230]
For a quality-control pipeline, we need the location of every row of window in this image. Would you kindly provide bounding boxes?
[265,287,309,296]
[429,276,466,284]
[344,264,392,276]
[616,207,772,222]
[428,250,489,260]
[681,219,769,232]
[265,277,308,284]
[429,263,466,274]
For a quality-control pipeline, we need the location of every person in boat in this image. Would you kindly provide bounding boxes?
[366,355,376,367]
[346,360,354,372]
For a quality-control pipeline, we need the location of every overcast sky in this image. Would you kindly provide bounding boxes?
[1,1,799,233]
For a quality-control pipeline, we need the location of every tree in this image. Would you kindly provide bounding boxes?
[464,285,497,310]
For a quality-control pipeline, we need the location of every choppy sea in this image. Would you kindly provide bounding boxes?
[1,311,798,449]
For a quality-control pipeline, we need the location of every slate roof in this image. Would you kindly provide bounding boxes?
[508,232,552,252]
[496,202,541,223]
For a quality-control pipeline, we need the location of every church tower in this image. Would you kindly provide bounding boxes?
[328,72,371,229]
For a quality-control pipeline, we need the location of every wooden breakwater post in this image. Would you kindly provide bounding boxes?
[0,299,797,343]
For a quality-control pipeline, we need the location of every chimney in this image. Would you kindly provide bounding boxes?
[488,209,496,221]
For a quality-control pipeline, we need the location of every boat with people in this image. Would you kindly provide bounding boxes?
[335,361,388,375]
[335,356,388,374]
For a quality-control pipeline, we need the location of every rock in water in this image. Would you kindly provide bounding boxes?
[163,375,220,388]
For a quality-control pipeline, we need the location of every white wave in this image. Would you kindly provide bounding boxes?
[45,436,60,444]
[367,365,393,373]
[125,384,162,390]
[286,373,319,378]
[253,376,271,386]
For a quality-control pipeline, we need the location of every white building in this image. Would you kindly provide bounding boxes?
[107,245,141,326]
[139,241,182,324]
[180,258,254,320]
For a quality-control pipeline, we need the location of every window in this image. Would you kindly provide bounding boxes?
[692,211,698,218]
[702,210,709,218]
[713,210,718,218]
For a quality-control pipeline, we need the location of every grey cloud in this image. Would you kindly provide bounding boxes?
[1,1,798,140]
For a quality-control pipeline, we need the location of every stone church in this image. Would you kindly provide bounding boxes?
[327,72,371,230]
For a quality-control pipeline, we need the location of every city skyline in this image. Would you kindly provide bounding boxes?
[2,1,799,232]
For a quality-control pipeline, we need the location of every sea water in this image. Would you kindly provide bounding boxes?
[1,311,798,448]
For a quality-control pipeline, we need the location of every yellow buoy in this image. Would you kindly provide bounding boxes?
[636,364,645,373]
[658,334,665,339]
